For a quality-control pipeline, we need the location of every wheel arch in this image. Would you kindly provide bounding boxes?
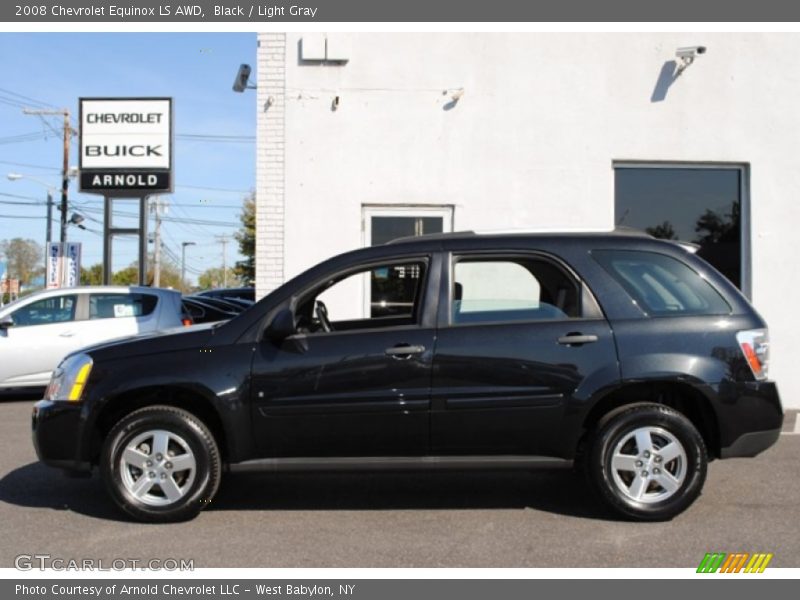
[578,380,721,459]
[90,385,230,465]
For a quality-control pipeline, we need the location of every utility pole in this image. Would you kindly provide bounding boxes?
[60,111,70,245]
[6,174,54,246]
[151,196,165,287]
[23,108,72,287]
[23,109,71,244]
[45,191,53,244]
[215,235,230,288]
[181,241,196,292]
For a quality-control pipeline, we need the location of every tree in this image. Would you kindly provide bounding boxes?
[693,201,742,288]
[234,191,255,286]
[694,202,740,244]
[112,265,140,286]
[0,238,42,285]
[94,256,184,288]
[645,221,678,240]
[80,263,104,285]
[198,266,237,290]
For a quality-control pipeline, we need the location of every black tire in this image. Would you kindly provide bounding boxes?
[585,402,707,521]
[101,405,221,523]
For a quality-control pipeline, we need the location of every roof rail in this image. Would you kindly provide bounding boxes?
[386,226,655,244]
[386,231,476,244]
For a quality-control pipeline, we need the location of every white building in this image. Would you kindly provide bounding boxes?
[255,32,800,408]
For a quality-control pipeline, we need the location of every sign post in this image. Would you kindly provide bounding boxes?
[45,241,82,290]
[46,242,62,289]
[64,242,82,288]
[79,97,173,285]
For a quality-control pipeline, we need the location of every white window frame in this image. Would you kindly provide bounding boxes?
[613,162,751,299]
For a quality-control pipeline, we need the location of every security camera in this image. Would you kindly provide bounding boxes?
[674,46,707,77]
[232,64,252,93]
[676,46,707,60]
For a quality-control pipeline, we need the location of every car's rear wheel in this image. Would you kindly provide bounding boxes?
[585,403,707,521]
[101,405,221,523]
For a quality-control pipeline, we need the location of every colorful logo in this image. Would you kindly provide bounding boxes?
[697,552,773,573]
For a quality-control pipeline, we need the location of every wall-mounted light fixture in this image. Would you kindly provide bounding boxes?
[232,64,256,93]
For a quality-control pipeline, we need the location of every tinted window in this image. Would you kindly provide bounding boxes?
[452,258,580,324]
[615,167,742,288]
[300,261,427,332]
[11,295,77,327]
[593,250,731,316]
[89,293,158,320]
[371,216,443,245]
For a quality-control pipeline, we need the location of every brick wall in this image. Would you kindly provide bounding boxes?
[255,32,286,299]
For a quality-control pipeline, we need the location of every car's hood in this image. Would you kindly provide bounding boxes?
[78,322,219,362]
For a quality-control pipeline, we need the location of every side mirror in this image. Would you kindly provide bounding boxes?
[0,315,13,330]
[265,308,295,343]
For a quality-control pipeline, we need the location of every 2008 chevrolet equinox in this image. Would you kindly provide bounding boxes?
[32,230,783,522]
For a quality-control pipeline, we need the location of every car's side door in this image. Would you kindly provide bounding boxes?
[431,252,618,457]
[0,293,79,388]
[250,253,441,458]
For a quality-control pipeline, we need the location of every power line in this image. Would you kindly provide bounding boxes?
[0,160,60,172]
[0,199,46,206]
[69,202,240,228]
[161,227,204,272]
[0,132,49,145]
[176,184,252,194]
[36,114,63,138]
[176,133,255,141]
[215,235,232,287]
[0,191,43,201]
[0,87,57,109]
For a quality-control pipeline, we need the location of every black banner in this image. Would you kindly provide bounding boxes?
[80,171,171,193]
[4,0,800,22]
[4,579,799,600]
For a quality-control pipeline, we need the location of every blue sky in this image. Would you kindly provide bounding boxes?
[0,33,256,285]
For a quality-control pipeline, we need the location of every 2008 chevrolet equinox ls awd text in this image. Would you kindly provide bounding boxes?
[32,230,783,522]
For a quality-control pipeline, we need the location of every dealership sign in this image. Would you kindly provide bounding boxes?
[79,97,173,194]
[46,242,82,289]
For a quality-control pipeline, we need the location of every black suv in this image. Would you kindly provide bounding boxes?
[32,231,783,522]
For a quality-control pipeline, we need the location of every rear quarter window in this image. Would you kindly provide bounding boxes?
[592,250,731,316]
[89,293,158,319]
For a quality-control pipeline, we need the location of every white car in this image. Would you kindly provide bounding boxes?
[0,286,185,392]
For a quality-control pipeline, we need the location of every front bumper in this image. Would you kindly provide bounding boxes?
[31,400,92,472]
[716,380,783,458]
[720,427,782,458]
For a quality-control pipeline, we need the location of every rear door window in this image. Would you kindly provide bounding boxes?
[451,257,581,324]
[88,293,158,320]
[592,250,731,316]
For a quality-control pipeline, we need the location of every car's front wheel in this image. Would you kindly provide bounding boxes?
[101,405,221,522]
[585,403,707,521]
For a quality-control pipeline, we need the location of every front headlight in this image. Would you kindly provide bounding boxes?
[45,353,93,402]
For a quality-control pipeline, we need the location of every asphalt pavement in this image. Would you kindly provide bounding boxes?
[0,398,798,568]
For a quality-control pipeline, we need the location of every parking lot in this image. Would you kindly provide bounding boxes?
[0,398,798,568]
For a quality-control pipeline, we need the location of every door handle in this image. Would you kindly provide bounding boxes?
[59,331,76,338]
[557,333,598,346]
[385,344,426,358]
